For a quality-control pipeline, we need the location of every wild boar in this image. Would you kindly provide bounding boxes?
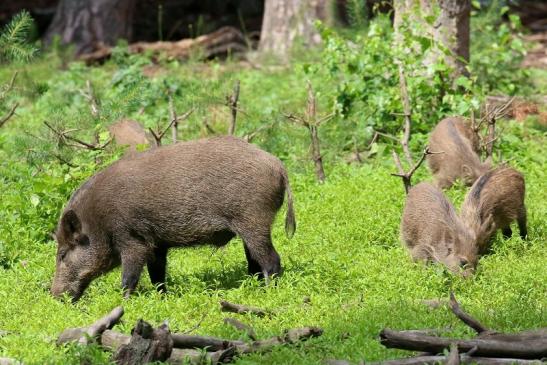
[401,182,492,276]
[51,136,296,301]
[108,119,150,154]
[428,117,490,189]
[460,166,527,255]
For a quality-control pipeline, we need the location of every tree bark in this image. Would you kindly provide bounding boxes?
[44,0,136,55]
[259,0,329,60]
[393,0,470,78]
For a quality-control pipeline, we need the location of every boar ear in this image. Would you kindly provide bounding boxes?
[61,210,82,237]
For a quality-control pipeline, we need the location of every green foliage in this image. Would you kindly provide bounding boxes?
[0,11,37,63]
[0,5,545,363]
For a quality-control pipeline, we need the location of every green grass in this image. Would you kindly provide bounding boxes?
[0,35,546,363]
[0,125,545,364]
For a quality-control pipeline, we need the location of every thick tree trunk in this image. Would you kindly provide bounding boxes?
[259,0,328,60]
[44,0,136,55]
[393,0,470,78]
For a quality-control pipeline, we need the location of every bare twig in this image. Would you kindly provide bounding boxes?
[398,65,413,166]
[57,306,124,345]
[223,317,257,341]
[227,79,240,135]
[202,117,217,135]
[220,301,269,317]
[449,292,490,335]
[0,103,19,128]
[80,80,100,118]
[391,148,441,194]
[168,90,178,143]
[44,121,112,151]
[284,81,332,183]
[243,121,275,142]
[149,108,194,147]
[364,355,543,364]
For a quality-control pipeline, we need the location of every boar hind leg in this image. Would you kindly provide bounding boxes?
[239,230,281,282]
[502,226,513,239]
[147,247,168,292]
[518,209,528,239]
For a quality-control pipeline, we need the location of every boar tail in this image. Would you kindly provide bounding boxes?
[283,172,296,238]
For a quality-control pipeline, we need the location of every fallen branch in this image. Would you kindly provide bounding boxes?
[113,320,173,365]
[57,306,124,345]
[449,292,490,335]
[0,72,19,128]
[224,317,257,341]
[364,355,544,365]
[0,358,21,365]
[227,80,240,135]
[220,300,269,317]
[44,121,112,151]
[0,103,18,128]
[284,81,333,184]
[149,108,193,147]
[171,333,244,351]
[391,147,441,194]
[236,327,323,354]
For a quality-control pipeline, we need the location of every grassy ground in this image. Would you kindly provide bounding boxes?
[0,46,546,364]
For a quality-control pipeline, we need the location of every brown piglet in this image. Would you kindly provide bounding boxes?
[51,136,296,301]
[460,166,527,255]
[401,182,492,276]
[428,117,490,189]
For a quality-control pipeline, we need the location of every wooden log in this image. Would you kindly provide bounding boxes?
[223,317,257,340]
[168,347,235,365]
[219,301,269,317]
[112,320,173,365]
[0,358,21,365]
[379,328,547,359]
[57,306,124,345]
[170,333,244,351]
[365,355,544,365]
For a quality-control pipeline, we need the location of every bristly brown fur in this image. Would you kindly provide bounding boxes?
[460,166,527,254]
[401,183,478,276]
[428,117,490,189]
[51,136,296,300]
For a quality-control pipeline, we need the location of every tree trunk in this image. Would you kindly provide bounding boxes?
[393,0,470,78]
[259,0,329,60]
[44,0,136,55]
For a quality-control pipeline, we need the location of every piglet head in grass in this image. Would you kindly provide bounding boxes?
[51,210,115,301]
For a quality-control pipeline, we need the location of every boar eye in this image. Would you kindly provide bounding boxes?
[75,234,90,246]
[59,250,68,261]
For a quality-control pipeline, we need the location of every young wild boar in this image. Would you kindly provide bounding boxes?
[428,117,490,189]
[51,136,296,301]
[401,182,492,276]
[460,166,527,255]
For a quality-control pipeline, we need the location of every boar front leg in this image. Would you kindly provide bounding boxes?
[147,247,168,292]
[120,245,149,298]
[518,209,527,239]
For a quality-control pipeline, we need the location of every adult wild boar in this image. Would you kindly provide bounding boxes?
[51,136,296,301]
[428,117,490,189]
[460,166,527,255]
[401,182,492,276]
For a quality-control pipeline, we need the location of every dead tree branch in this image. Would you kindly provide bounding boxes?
[449,292,491,335]
[113,320,173,365]
[364,355,543,365]
[227,80,240,135]
[224,317,257,341]
[57,306,124,345]
[391,148,441,194]
[170,333,244,351]
[44,121,112,151]
[220,301,269,317]
[243,121,275,142]
[149,108,194,147]
[168,90,178,143]
[398,65,413,166]
[0,103,19,128]
[284,81,333,184]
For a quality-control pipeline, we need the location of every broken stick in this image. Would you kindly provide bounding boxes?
[57,306,124,345]
[223,317,257,340]
[220,300,269,317]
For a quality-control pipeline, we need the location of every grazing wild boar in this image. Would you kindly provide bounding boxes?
[460,166,527,255]
[401,182,492,276]
[51,136,296,301]
[428,117,490,189]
